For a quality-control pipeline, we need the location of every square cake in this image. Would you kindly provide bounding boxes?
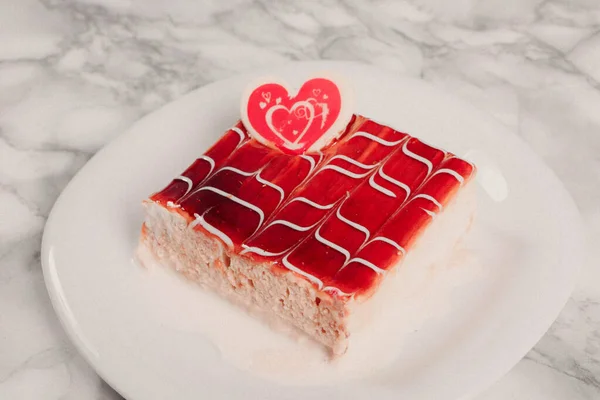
[139,114,475,355]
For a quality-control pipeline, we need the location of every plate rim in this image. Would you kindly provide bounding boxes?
[41,60,585,400]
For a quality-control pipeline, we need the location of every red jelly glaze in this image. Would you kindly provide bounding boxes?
[286,138,447,289]
[332,157,475,296]
[150,115,475,299]
[244,118,404,255]
[151,122,249,206]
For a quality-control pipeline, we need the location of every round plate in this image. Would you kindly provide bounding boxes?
[42,61,583,400]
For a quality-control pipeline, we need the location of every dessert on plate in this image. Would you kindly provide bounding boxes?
[138,76,476,355]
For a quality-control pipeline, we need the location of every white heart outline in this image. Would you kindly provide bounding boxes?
[264,101,315,149]
[240,74,354,153]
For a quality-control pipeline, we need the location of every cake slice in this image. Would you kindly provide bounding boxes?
[139,115,476,355]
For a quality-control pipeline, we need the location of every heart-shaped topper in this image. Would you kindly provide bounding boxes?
[240,76,353,154]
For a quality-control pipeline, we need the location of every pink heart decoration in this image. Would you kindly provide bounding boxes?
[241,77,352,154]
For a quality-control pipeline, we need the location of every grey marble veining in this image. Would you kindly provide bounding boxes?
[1,0,599,399]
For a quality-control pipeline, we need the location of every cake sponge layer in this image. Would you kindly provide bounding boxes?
[140,201,351,354]
[139,179,475,354]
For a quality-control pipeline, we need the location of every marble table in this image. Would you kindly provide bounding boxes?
[1,0,599,399]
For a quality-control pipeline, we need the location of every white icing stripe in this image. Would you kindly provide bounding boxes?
[174,175,193,196]
[346,257,386,274]
[431,168,465,185]
[231,127,246,145]
[328,154,379,170]
[352,131,405,147]
[264,219,318,232]
[421,208,437,218]
[336,205,370,242]
[191,212,233,248]
[412,194,443,209]
[315,227,351,263]
[300,155,316,173]
[319,164,371,179]
[256,172,285,205]
[166,201,181,208]
[183,165,259,202]
[240,245,289,257]
[282,254,323,289]
[193,155,217,187]
[402,141,433,175]
[216,167,286,206]
[367,166,411,199]
[316,151,324,165]
[288,197,335,210]
[368,173,396,197]
[323,286,353,297]
[198,155,215,175]
[379,167,411,198]
[369,236,406,255]
[196,187,264,229]
[218,166,256,177]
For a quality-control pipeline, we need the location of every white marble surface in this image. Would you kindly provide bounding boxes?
[0,0,599,399]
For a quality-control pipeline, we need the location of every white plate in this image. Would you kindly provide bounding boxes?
[42,61,584,400]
